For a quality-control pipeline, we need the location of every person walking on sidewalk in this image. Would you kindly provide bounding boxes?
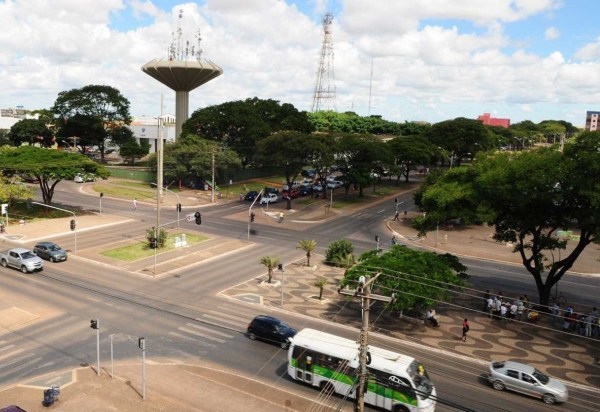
[461,319,470,342]
[133,197,138,211]
[483,290,490,312]
[552,302,561,326]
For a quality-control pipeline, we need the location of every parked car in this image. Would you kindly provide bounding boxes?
[282,188,300,199]
[74,173,96,183]
[33,242,68,263]
[282,182,299,191]
[488,361,568,405]
[313,183,324,193]
[260,193,279,204]
[247,315,296,349]
[244,191,261,201]
[264,187,279,196]
[299,185,313,196]
[301,169,316,178]
[327,180,344,189]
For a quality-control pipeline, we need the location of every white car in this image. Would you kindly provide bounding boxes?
[326,180,344,189]
[260,193,279,204]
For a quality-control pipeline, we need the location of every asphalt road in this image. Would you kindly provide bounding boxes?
[0,182,597,411]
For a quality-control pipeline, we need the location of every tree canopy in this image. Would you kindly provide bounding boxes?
[388,135,437,182]
[0,146,109,204]
[8,119,54,147]
[183,97,313,167]
[148,134,241,188]
[340,246,466,312]
[414,133,600,307]
[52,85,131,162]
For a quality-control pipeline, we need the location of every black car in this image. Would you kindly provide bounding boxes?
[33,242,68,262]
[247,315,296,349]
[244,191,260,201]
[299,185,313,196]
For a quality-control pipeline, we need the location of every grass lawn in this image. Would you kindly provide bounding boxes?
[92,183,156,202]
[101,233,208,262]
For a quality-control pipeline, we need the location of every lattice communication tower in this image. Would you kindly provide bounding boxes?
[311,13,336,112]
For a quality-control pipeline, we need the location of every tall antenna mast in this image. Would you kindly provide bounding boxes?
[312,13,336,112]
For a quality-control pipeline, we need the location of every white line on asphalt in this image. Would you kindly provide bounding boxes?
[186,322,235,338]
[377,209,386,214]
[168,332,215,348]
[202,313,246,328]
[1,357,41,375]
[206,310,253,323]
[0,348,25,362]
[178,326,226,343]
[0,344,15,353]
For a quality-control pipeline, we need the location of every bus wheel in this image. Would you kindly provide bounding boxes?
[393,405,409,412]
[320,382,335,396]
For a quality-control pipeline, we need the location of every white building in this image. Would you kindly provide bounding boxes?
[128,114,177,153]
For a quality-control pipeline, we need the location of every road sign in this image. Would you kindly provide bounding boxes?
[186,213,195,222]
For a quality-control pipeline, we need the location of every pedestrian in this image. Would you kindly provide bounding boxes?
[516,300,525,321]
[426,309,439,327]
[393,211,400,221]
[483,290,490,312]
[239,193,244,201]
[523,294,529,309]
[496,291,504,303]
[494,297,502,319]
[133,197,138,211]
[584,313,593,337]
[552,302,560,326]
[500,304,508,322]
[461,319,469,342]
[487,296,494,318]
[278,212,284,223]
[591,307,599,338]
[391,236,397,246]
[509,301,517,321]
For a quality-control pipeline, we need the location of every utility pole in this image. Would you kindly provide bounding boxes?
[338,273,393,412]
[211,147,216,203]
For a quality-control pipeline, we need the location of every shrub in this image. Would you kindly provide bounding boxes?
[325,239,354,266]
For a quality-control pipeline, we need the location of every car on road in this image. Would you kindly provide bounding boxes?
[0,248,43,273]
[260,193,279,204]
[488,360,568,405]
[247,315,297,349]
[33,242,68,263]
[244,191,261,201]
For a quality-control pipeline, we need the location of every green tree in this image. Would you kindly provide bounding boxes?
[52,85,132,162]
[149,134,241,188]
[259,255,280,284]
[340,246,466,311]
[115,127,150,165]
[183,98,313,167]
[422,117,490,166]
[256,131,322,209]
[8,119,53,147]
[297,239,317,266]
[388,136,437,183]
[0,146,109,204]
[0,171,34,208]
[325,239,354,266]
[307,111,402,135]
[414,134,600,307]
[314,278,328,300]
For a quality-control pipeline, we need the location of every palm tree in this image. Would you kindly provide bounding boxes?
[314,278,328,300]
[296,239,317,266]
[259,255,279,283]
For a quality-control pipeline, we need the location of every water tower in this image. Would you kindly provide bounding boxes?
[142,10,223,138]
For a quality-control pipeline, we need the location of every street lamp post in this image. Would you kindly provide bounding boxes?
[152,183,180,229]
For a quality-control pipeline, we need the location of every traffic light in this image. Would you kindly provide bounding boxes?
[277,263,283,271]
[375,235,380,242]
[195,211,201,225]
[70,219,76,231]
[177,203,182,212]
[1,203,6,215]
[90,319,99,330]
[149,237,157,249]
[138,337,146,350]
[250,212,255,222]
[100,192,104,198]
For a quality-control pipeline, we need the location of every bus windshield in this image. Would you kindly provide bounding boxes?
[407,360,434,400]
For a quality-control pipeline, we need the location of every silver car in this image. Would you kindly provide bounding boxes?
[33,242,68,263]
[488,361,568,405]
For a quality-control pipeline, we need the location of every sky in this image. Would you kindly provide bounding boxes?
[1,0,600,126]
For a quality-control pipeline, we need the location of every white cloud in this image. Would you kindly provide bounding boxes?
[0,0,597,127]
[544,26,560,40]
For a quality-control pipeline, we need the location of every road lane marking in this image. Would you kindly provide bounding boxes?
[178,326,226,343]
[186,322,235,338]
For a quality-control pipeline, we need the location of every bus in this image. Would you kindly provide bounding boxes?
[288,328,436,412]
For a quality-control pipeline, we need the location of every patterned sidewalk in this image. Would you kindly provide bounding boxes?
[220,259,600,389]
